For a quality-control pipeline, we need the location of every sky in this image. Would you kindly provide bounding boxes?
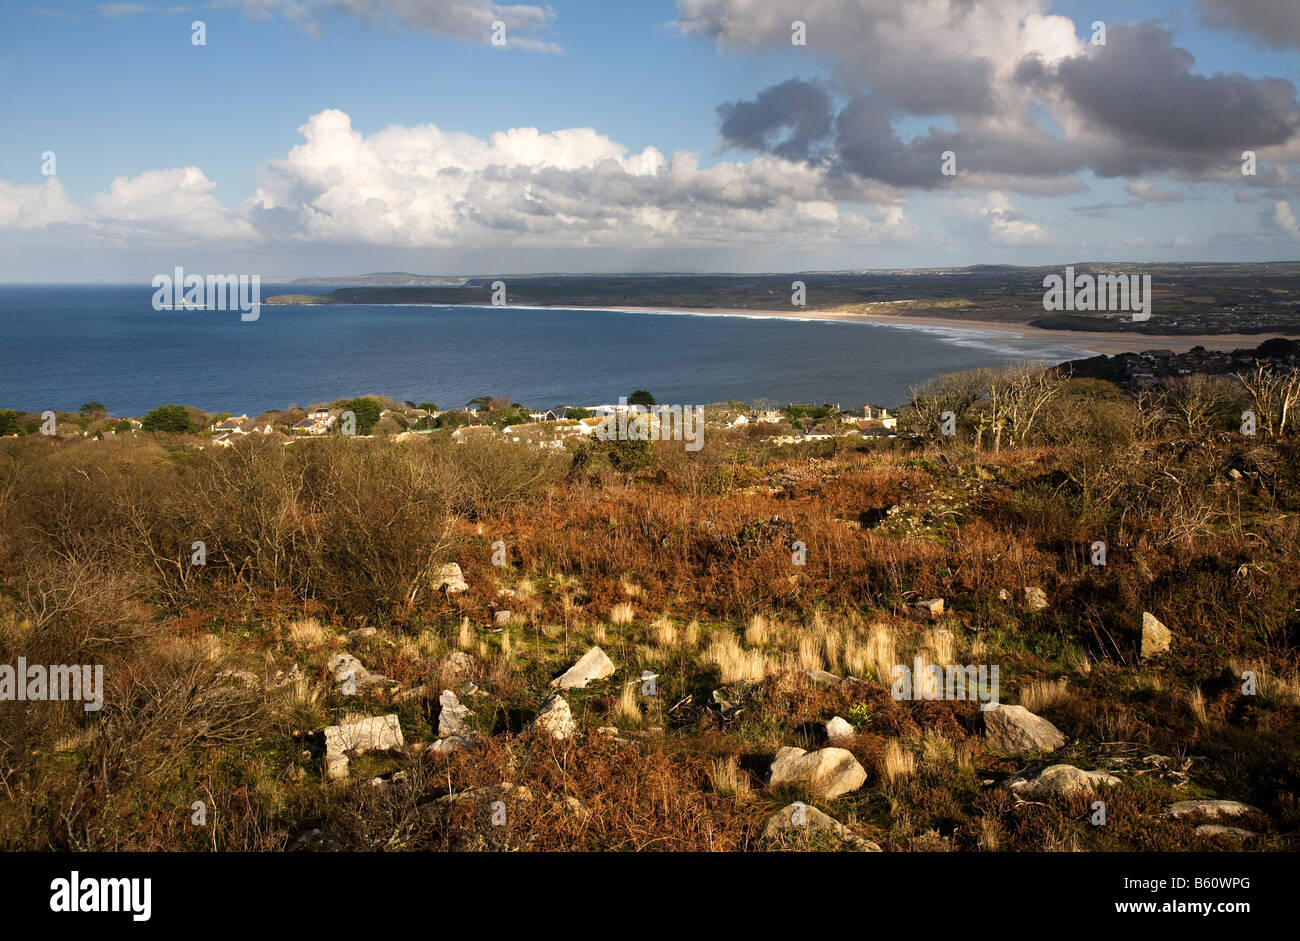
[0,0,1298,280]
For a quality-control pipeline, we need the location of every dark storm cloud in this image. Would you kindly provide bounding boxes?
[716,78,834,161]
[1198,0,1300,51]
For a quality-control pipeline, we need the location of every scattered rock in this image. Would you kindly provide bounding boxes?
[1166,799,1261,820]
[438,689,473,737]
[984,704,1066,754]
[761,802,881,852]
[596,726,619,738]
[910,598,944,619]
[1195,824,1256,842]
[551,646,615,689]
[440,650,474,678]
[1141,612,1172,659]
[1005,764,1119,799]
[327,653,367,684]
[348,627,378,641]
[531,693,577,739]
[768,746,867,800]
[322,714,404,780]
[493,610,513,626]
[433,562,468,593]
[428,734,478,755]
[825,716,855,743]
[1024,586,1049,612]
[998,588,1011,602]
[290,829,342,852]
[803,669,842,686]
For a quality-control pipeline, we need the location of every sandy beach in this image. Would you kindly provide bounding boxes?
[591,305,1279,357]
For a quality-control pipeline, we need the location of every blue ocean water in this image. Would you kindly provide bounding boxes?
[0,284,1091,417]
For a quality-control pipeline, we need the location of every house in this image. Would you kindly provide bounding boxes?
[292,417,333,435]
[725,414,749,429]
[804,423,842,440]
[543,406,575,421]
[858,404,898,429]
[753,409,783,424]
[211,417,248,434]
[451,425,496,443]
[311,407,331,421]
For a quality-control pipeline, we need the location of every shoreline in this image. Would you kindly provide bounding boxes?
[268,297,1278,357]
[548,305,1282,357]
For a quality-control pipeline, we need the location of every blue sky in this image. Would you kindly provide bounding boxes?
[1,0,1297,279]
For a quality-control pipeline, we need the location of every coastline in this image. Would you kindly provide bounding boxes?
[581,305,1276,357]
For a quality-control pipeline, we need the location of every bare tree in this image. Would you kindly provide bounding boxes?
[1234,362,1300,437]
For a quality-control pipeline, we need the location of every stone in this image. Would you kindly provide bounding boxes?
[911,598,944,618]
[531,693,576,739]
[998,588,1011,602]
[322,714,404,779]
[438,689,473,737]
[347,627,378,641]
[761,802,881,852]
[494,610,513,625]
[1024,586,1048,611]
[327,653,368,684]
[1141,612,1172,659]
[1005,764,1119,799]
[803,669,842,686]
[433,562,468,593]
[1195,825,1256,841]
[441,650,474,678]
[825,716,855,743]
[1166,799,1261,820]
[428,734,478,754]
[984,704,1066,754]
[768,746,867,800]
[551,646,616,689]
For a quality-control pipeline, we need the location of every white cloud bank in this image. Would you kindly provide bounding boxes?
[0,108,916,258]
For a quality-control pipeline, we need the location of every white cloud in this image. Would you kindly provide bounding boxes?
[1276,200,1300,238]
[0,179,84,228]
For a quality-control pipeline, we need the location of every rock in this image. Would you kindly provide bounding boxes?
[347,627,378,641]
[1166,799,1261,820]
[998,588,1011,602]
[290,828,342,852]
[1195,825,1256,841]
[596,726,619,738]
[440,650,474,678]
[761,802,881,852]
[215,669,259,687]
[325,752,349,780]
[825,716,855,743]
[551,646,616,689]
[1141,612,1172,659]
[322,714,404,780]
[911,598,944,618]
[1005,764,1120,799]
[803,669,842,686]
[327,653,368,684]
[531,693,576,739]
[438,689,473,737]
[984,704,1066,754]
[433,562,468,593]
[1024,586,1048,611]
[768,746,867,800]
[494,610,513,625]
[428,734,478,755]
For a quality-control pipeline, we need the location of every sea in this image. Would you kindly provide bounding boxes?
[0,284,1095,417]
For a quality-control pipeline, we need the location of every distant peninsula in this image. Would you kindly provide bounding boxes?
[264,263,1300,337]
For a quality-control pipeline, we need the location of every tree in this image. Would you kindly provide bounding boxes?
[1235,362,1300,437]
[418,402,438,412]
[79,401,106,419]
[340,397,382,435]
[0,410,19,436]
[628,390,655,407]
[141,403,195,433]
[567,407,591,420]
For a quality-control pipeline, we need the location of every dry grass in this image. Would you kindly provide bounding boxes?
[1021,678,1069,713]
[705,632,770,683]
[708,755,752,800]
[880,739,916,784]
[286,617,328,649]
[609,603,635,626]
